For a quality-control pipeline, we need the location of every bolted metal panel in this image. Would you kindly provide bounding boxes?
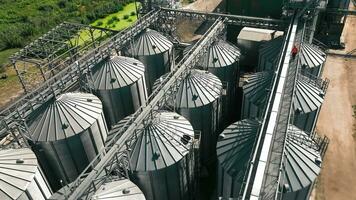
[92,178,146,200]
[258,36,283,71]
[0,148,52,200]
[241,71,273,119]
[127,29,173,94]
[299,43,326,77]
[200,39,241,125]
[280,125,322,200]
[28,92,108,191]
[216,119,260,199]
[128,111,196,200]
[91,56,148,129]
[173,69,223,164]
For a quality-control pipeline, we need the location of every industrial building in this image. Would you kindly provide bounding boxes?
[2,0,354,199]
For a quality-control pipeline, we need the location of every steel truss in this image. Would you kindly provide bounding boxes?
[10,22,118,93]
[160,8,287,31]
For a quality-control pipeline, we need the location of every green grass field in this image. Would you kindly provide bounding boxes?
[0,48,19,68]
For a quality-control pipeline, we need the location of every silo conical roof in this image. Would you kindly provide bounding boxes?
[0,148,48,199]
[300,43,326,68]
[293,74,325,114]
[242,71,274,106]
[92,178,146,200]
[175,69,222,108]
[132,29,173,56]
[202,39,241,68]
[283,125,321,192]
[216,119,260,177]
[259,36,283,68]
[130,111,194,171]
[92,56,145,90]
[29,92,103,141]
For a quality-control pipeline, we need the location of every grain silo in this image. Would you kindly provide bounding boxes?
[299,43,326,77]
[128,111,196,200]
[258,36,283,71]
[292,74,325,133]
[127,29,173,94]
[241,71,274,119]
[279,125,322,200]
[0,148,52,200]
[90,55,148,129]
[216,119,260,199]
[28,92,108,191]
[172,69,223,165]
[49,178,145,200]
[200,39,241,126]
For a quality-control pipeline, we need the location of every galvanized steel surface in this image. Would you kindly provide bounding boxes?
[91,56,145,90]
[129,111,194,171]
[91,56,147,128]
[299,43,326,69]
[242,71,274,106]
[293,74,324,114]
[131,29,173,56]
[29,93,104,141]
[175,69,222,108]
[92,178,146,200]
[258,36,283,71]
[0,148,52,200]
[216,119,260,199]
[282,125,321,194]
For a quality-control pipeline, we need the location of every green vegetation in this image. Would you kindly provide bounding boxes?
[90,2,139,31]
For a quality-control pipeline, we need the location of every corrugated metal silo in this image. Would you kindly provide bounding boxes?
[299,43,326,77]
[241,71,273,119]
[173,69,223,165]
[279,125,322,200]
[258,36,283,71]
[216,119,260,199]
[200,39,241,126]
[128,111,196,200]
[28,92,108,190]
[293,74,325,133]
[127,29,173,94]
[0,148,52,200]
[91,55,148,129]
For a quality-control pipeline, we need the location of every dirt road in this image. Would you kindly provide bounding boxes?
[312,5,356,200]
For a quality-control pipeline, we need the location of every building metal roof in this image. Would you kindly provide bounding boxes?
[242,71,274,106]
[129,111,194,171]
[293,74,324,114]
[300,43,326,68]
[216,119,260,177]
[29,92,103,142]
[175,69,222,108]
[131,29,173,56]
[0,148,47,199]
[201,39,241,68]
[92,56,145,90]
[92,178,146,200]
[283,125,321,192]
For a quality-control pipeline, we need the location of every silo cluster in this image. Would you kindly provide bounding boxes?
[0,148,52,200]
[27,92,108,190]
[299,43,326,77]
[125,29,174,94]
[90,55,147,129]
[216,119,260,199]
